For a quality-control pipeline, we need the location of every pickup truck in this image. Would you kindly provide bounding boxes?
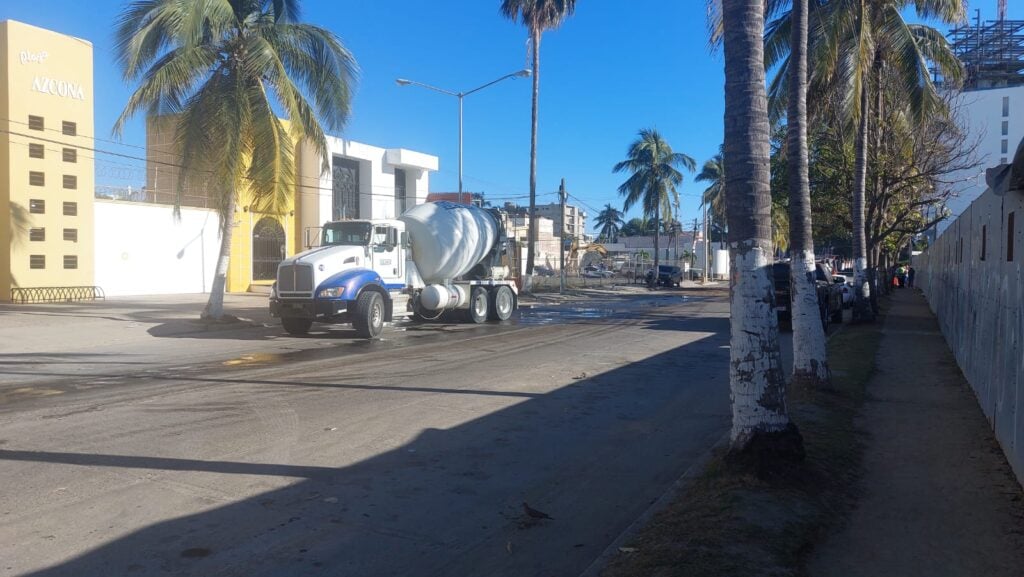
[771,261,844,331]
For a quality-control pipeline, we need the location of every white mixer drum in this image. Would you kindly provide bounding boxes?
[399,202,498,284]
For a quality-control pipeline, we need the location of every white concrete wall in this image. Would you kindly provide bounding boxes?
[298,137,437,227]
[938,86,1024,236]
[93,200,220,296]
[917,187,1024,484]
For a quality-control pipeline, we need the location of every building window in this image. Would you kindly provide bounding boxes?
[28,115,44,131]
[331,156,360,220]
[63,228,78,242]
[63,201,78,216]
[62,121,77,136]
[30,255,45,269]
[29,143,45,159]
[63,148,77,163]
[1002,157,1009,164]
[1003,96,1010,117]
[981,225,987,261]
[29,199,45,214]
[29,228,45,242]
[29,171,45,186]
[1002,139,1009,154]
[63,175,77,190]
[1002,120,1009,136]
[63,255,78,269]
[1009,212,1016,262]
[394,168,407,217]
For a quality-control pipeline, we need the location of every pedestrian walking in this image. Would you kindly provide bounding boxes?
[896,264,907,288]
[907,266,916,289]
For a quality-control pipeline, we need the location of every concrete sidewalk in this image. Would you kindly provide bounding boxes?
[809,289,1024,576]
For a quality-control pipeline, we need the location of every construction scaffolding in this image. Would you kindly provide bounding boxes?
[947,13,1024,90]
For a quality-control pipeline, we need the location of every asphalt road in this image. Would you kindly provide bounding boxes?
[0,290,739,576]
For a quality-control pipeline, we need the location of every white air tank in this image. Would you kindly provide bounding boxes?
[399,202,499,285]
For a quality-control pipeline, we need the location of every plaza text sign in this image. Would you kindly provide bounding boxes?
[31,76,86,101]
[19,50,49,64]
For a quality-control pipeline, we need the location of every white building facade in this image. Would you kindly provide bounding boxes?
[534,203,587,241]
[938,85,1024,236]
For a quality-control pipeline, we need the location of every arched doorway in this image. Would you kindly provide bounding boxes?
[252,217,286,281]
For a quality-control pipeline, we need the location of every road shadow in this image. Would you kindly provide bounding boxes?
[3,329,731,577]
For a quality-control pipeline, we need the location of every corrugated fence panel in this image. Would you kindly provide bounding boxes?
[918,187,1024,485]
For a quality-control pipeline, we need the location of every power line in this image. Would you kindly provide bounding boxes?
[4,128,554,205]
[3,116,537,199]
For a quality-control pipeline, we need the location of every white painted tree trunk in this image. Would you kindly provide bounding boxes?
[729,244,792,446]
[790,250,830,385]
[854,256,869,299]
[722,0,797,453]
[201,194,236,320]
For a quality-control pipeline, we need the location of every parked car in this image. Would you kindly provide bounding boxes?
[772,261,844,331]
[831,273,854,308]
[657,265,683,287]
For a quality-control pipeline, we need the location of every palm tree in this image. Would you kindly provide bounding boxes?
[499,0,577,279]
[718,0,801,454]
[113,0,356,320]
[785,0,830,387]
[620,217,647,237]
[695,149,727,225]
[594,203,625,243]
[613,128,695,286]
[766,0,963,317]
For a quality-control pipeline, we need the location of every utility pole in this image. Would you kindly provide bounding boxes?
[703,201,709,283]
[559,178,567,294]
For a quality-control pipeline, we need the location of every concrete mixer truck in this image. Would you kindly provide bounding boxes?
[269,201,519,338]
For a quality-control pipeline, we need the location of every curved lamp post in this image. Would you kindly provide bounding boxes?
[396,69,531,197]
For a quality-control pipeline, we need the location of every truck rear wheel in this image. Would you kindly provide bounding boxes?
[467,287,489,324]
[281,317,312,335]
[489,286,515,321]
[353,291,385,338]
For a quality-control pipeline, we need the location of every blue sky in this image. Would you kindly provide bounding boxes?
[2,1,1017,234]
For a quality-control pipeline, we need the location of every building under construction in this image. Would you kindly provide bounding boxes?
[948,10,1024,90]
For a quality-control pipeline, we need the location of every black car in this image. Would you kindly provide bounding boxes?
[656,265,683,287]
[772,261,844,331]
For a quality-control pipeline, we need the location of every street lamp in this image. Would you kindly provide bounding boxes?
[396,68,531,197]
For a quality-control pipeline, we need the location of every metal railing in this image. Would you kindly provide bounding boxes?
[10,286,105,304]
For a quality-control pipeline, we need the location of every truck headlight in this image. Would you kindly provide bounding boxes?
[318,287,345,298]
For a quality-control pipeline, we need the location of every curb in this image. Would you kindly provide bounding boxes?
[577,432,731,577]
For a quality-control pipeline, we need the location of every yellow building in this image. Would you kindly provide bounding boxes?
[0,20,95,302]
[144,115,299,293]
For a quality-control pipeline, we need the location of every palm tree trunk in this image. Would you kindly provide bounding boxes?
[525,26,541,279]
[722,0,801,456]
[787,0,830,388]
[652,203,660,287]
[202,192,236,320]
[852,58,871,304]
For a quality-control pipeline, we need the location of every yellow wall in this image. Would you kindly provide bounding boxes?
[145,116,297,293]
[1,20,94,301]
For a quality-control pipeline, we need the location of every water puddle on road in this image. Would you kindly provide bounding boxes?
[222,353,286,367]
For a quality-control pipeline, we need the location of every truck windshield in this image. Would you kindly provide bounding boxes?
[321,222,372,246]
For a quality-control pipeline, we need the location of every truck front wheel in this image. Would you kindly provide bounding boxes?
[353,291,385,338]
[467,287,489,324]
[281,317,312,335]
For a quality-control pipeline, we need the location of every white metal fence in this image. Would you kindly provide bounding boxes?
[916,185,1024,484]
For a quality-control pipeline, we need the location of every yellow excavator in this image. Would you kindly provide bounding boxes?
[567,241,608,274]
